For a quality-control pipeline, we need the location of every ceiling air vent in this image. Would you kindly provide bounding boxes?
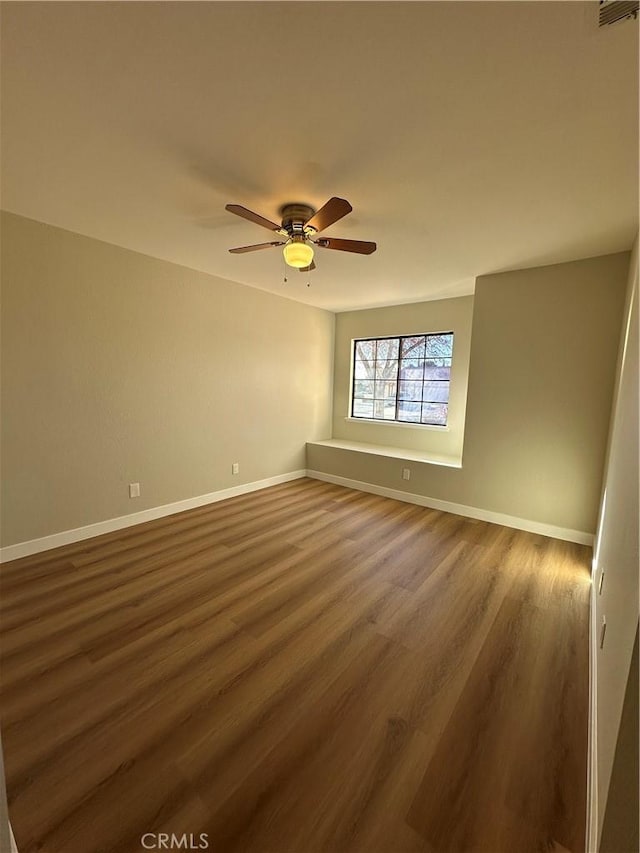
[599,0,639,27]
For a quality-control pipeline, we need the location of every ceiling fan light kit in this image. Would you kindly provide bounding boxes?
[283,237,314,269]
[225,196,377,274]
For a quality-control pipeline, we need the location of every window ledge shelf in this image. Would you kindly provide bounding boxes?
[307,439,462,469]
[344,417,448,432]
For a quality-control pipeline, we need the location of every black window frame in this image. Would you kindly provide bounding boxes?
[350,332,454,427]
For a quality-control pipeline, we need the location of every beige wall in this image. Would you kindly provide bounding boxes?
[332,296,474,461]
[309,252,630,536]
[591,236,639,848]
[0,212,334,547]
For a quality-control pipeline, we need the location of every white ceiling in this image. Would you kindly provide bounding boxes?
[1,1,638,312]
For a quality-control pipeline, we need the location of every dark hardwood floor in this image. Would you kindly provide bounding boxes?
[0,478,591,853]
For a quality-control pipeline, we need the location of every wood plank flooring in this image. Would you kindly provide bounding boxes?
[0,478,591,853]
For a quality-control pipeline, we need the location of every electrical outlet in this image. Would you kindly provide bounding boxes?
[129,482,140,498]
[231,462,240,475]
[598,568,605,595]
[402,468,411,481]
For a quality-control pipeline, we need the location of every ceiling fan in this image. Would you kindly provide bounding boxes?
[225,197,376,272]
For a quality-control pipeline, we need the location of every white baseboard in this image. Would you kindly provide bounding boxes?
[0,467,594,562]
[306,469,594,546]
[0,470,307,563]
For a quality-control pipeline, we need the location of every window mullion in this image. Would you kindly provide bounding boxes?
[420,335,427,423]
[394,336,401,420]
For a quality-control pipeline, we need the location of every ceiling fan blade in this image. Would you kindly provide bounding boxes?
[298,261,316,273]
[305,197,352,232]
[315,237,376,255]
[225,204,282,232]
[229,241,284,253]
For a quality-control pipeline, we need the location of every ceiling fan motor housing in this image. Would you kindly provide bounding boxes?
[279,203,317,236]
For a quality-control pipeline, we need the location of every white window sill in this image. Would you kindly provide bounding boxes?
[344,416,449,432]
[308,439,462,469]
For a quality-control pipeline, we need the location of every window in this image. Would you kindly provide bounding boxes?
[351,333,454,426]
